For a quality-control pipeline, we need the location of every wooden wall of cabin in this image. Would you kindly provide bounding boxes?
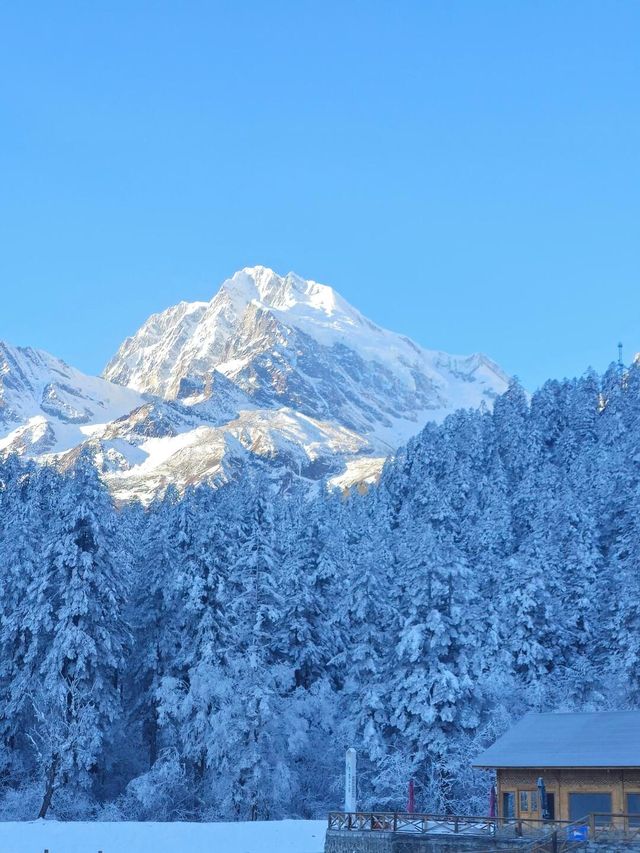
[496,768,640,821]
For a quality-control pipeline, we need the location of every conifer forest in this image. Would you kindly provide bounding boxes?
[1,365,639,822]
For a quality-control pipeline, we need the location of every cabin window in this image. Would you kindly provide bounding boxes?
[518,790,539,815]
[569,792,612,822]
[626,793,640,825]
[503,792,515,818]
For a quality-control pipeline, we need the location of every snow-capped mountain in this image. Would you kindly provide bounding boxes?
[105,266,509,451]
[0,342,145,457]
[1,267,509,500]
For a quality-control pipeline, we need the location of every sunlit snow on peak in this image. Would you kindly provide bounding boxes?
[220,266,343,319]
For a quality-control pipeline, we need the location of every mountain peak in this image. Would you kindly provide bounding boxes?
[103,265,509,446]
[220,266,341,318]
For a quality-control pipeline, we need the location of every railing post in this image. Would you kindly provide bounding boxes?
[393,812,397,832]
[552,829,558,853]
[589,813,596,840]
[454,817,459,833]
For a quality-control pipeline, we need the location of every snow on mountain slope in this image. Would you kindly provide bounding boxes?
[0,338,373,500]
[105,266,509,452]
[2,267,510,500]
[327,455,388,493]
[91,407,370,503]
[0,342,146,456]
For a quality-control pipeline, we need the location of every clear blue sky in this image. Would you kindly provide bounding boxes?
[1,1,638,389]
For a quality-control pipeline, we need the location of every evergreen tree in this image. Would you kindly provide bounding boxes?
[16,455,129,816]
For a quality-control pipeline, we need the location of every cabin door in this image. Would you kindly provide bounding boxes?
[518,789,540,820]
[546,793,555,820]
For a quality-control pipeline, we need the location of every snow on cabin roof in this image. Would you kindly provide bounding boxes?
[473,711,640,769]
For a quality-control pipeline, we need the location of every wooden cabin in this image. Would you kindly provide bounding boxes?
[473,711,640,823]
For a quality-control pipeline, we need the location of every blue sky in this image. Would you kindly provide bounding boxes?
[1,1,638,389]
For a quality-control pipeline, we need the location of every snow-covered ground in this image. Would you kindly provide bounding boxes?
[0,818,326,853]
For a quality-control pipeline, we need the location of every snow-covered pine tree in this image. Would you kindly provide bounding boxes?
[383,525,483,812]
[0,457,49,782]
[127,485,182,779]
[16,453,129,817]
[205,473,301,820]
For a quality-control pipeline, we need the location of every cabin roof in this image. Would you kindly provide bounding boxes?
[473,711,640,769]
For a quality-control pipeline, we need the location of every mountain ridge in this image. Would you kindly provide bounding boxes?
[1,266,510,500]
[104,266,509,445]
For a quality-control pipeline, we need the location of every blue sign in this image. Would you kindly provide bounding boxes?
[567,825,589,841]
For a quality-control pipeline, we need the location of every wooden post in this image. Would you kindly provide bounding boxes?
[589,813,596,840]
[393,812,398,832]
